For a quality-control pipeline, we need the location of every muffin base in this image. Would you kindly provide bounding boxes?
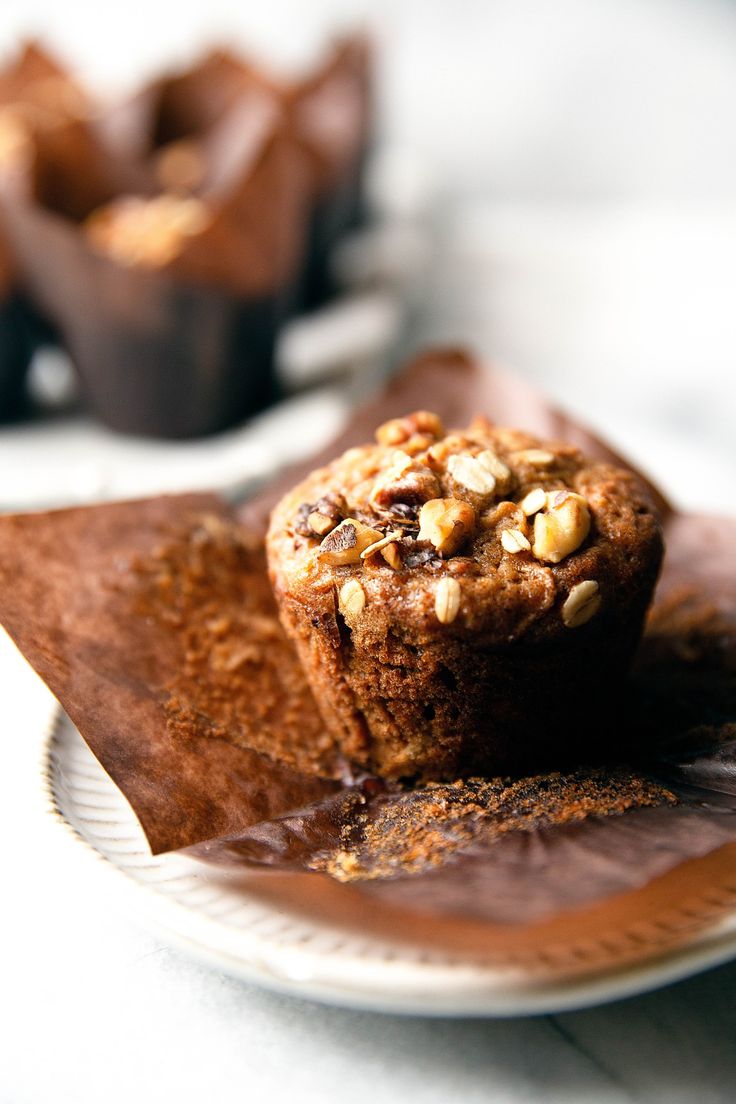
[276,582,656,782]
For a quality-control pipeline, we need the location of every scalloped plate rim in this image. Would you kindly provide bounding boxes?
[43,708,736,1017]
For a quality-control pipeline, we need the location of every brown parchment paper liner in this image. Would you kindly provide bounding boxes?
[1,350,734,969]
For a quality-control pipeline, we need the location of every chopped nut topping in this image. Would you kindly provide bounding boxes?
[549,490,588,514]
[318,519,383,565]
[435,577,461,624]
[360,530,403,560]
[532,494,591,564]
[424,434,468,469]
[386,502,419,524]
[401,434,434,456]
[375,408,443,446]
[307,511,337,537]
[411,411,445,437]
[520,487,547,516]
[338,579,366,622]
[375,411,444,447]
[295,493,345,538]
[500,528,531,554]
[447,452,497,496]
[562,580,601,628]
[418,498,476,556]
[370,452,440,511]
[512,448,555,468]
[382,543,403,569]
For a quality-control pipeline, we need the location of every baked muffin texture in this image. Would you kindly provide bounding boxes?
[267,411,664,780]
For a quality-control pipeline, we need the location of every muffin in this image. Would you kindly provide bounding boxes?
[0,90,311,438]
[267,410,664,781]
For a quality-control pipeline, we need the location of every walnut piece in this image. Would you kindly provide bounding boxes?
[532,492,591,564]
[418,498,476,556]
[370,451,440,511]
[307,511,337,537]
[382,543,402,569]
[375,411,444,447]
[360,530,403,561]
[318,519,383,566]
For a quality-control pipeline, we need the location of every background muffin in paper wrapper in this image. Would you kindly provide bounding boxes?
[0,45,315,437]
[0,349,734,964]
[103,35,372,311]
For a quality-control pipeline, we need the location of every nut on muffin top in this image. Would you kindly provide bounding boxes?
[267,411,663,644]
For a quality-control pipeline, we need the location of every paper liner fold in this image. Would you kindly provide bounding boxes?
[0,351,734,947]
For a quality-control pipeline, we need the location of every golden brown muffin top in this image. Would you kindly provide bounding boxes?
[267,412,663,644]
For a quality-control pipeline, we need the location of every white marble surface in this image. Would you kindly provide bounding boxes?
[1,0,736,1100]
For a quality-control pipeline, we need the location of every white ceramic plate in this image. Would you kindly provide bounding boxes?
[44,708,736,1017]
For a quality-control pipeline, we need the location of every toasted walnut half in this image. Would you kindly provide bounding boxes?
[318,519,384,565]
[418,498,476,556]
[532,492,590,564]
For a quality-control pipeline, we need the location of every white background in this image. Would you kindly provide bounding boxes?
[1,1,736,1101]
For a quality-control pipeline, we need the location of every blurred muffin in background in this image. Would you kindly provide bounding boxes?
[103,34,373,310]
[0,85,312,437]
[0,35,373,437]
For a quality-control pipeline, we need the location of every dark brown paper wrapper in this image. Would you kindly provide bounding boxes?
[0,225,32,418]
[1,350,734,967]
[0,293,32,418]
[1,198,288,436]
